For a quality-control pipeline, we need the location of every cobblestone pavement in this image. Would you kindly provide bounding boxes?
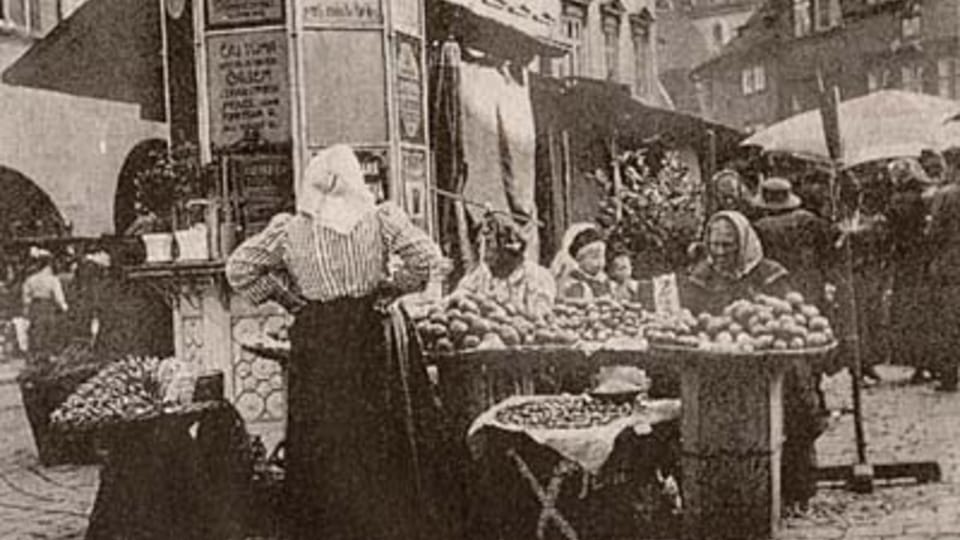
[0,360,97,540]
[0,359,959,539]
[778,365,960,540]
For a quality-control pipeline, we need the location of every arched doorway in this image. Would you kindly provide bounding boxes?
[114,138,168,235]
[0,166,67,239]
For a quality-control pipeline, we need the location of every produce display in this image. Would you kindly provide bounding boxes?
[415,292,650,353]
[644,293,835,353]
[51,356,162,430]
[494,395,638,430]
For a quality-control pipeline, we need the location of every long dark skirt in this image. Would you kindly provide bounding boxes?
[285,296,462,540]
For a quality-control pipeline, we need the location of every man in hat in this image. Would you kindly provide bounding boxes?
[752,177,838,311]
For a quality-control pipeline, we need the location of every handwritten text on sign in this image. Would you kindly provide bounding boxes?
[206,31,291,149]
[206,0,284,26]
[302,0,382,25]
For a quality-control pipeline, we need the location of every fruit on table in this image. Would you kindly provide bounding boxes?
[494,396,637,430]
[645,293,835,353]
[414,291,649,352]
[50,356,164,429]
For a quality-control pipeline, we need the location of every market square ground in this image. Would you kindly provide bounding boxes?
[1,359,960,539]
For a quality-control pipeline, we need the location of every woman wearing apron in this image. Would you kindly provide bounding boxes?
[227,145,453,540]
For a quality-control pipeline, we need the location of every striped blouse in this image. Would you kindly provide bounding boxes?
[226,202,441,312]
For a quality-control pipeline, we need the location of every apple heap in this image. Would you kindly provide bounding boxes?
[415,292,579,353]
[552,297,648,342]
[645,292,835,353]
[415,292,653,353]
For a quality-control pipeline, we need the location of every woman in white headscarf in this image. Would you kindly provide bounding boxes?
[679,210,825,512]
[550,223,598,284]
[679,210,791,314]
[227,145,458,540]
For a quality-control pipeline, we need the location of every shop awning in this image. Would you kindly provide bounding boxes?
[532,77,744,169]
[427,0,567,60]
[2,0,165,121]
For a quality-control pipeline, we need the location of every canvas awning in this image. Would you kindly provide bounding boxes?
[2,0,165,121]
[427,0,566,61]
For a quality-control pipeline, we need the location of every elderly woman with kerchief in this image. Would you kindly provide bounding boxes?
[227,145,458,540]
[680,211,825,512]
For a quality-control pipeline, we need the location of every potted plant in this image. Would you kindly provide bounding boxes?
[131,143,216,263]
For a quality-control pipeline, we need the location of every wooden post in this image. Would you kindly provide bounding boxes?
[680,353,793,539]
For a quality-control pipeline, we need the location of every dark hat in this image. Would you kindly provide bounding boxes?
[568,227,605,258]
[751,177,801,211]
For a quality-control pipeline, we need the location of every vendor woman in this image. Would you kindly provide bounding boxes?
[457,212,555,317]
[555,226,613,300]
[681,211,825,512]
[226,144,454,540]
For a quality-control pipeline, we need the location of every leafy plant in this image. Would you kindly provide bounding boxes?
[132,142,215,232]
[594,147,705,276]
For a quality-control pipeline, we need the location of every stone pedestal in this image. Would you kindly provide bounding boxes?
[679,352,793,540]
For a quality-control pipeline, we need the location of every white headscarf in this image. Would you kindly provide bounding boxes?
[706,210,764,279]
[298,144,376,234]
[549,222,598,282]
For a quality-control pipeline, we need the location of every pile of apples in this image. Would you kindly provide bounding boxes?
[415,292,578,353]
[645,292,835,353]
[552,297,648,343]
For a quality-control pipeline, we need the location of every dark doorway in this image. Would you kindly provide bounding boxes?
[114,138,168,235]
[0,166,67,238]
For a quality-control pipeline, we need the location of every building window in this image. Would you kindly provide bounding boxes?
[867,71,880,93]
[0,0,45,35]
[560,2,587,77]
[901,64,924,93]
[713,23,724,46]
[603,14,621,81]
[814,0,840,31]
[791,95,802,114]
[741,64,766,95]
[793,0,812,37]
[901,7,921,40]
[632,22,650,96]
[938,58,953,98]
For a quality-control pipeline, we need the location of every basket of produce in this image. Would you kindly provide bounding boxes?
[17,340,111,465]
[50,355,225,434]
[644,293,837,357]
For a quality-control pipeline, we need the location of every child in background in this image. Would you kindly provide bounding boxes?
[608,251,640,303]
[557,227,612,300]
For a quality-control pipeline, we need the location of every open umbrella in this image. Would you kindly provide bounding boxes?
[743,90,960,167]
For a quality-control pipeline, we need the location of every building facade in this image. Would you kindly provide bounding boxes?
[540,0,671,105]
[693,0,960,131]
[1,0,166,236]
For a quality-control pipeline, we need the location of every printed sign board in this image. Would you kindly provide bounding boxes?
[302,0,382,26]
[206,0,285,27]
[206,31,292,149]
[395,35,424,143]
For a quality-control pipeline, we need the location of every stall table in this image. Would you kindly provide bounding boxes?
[434,343,835,540]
